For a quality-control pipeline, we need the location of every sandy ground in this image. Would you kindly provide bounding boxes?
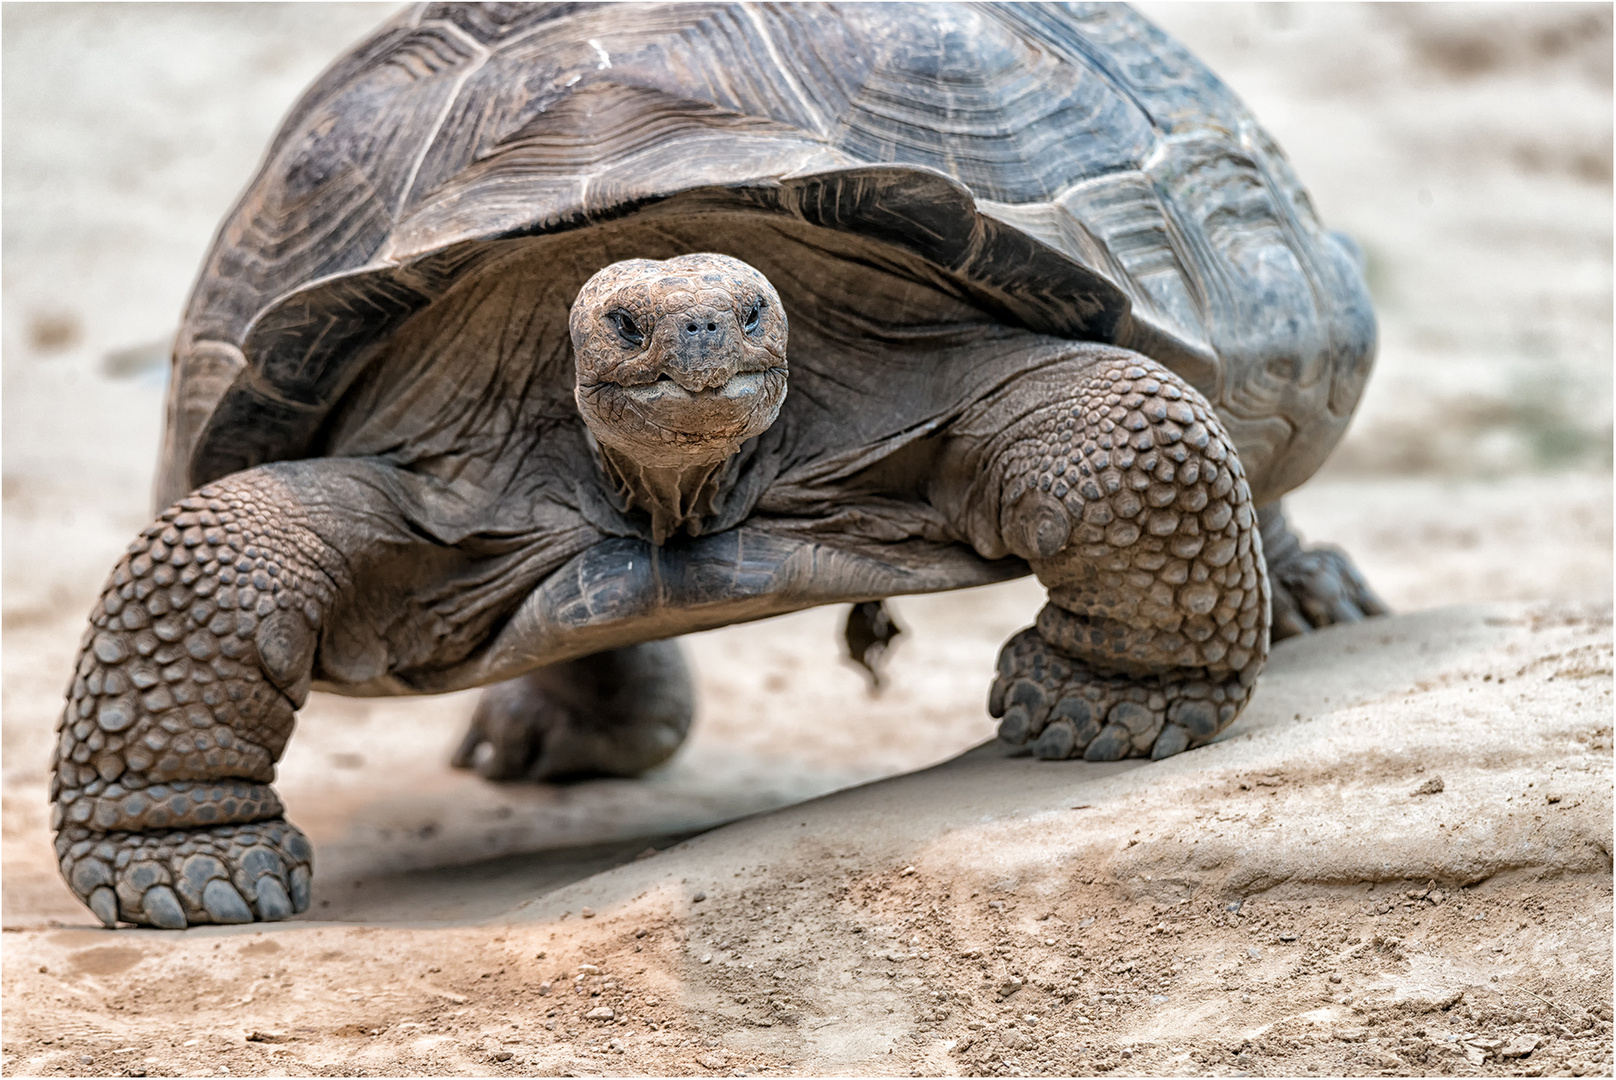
[2,603,1611,1077]
[2,3,1612,1077]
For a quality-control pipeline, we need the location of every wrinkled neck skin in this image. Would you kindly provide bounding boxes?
[570,253,789,545]
[590,433,741,545]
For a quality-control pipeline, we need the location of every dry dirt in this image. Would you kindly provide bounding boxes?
[2,3,1612,1078]
[2,603,1612,1077]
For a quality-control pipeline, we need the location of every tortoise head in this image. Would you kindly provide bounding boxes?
[570,253,787,469]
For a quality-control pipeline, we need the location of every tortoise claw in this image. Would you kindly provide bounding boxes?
[88,886,118,928]
[1033,719,1077,760]
[254,877,293,921]
[290,866,312,913]
[142,885,188,929]
[990,624,1250,760]
[1083,725,1132,762]
[202,879,254,924]
[59,820,312,928]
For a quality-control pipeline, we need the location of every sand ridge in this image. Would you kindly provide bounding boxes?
[3,603,1610,1076]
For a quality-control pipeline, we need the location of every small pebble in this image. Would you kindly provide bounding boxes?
[586,1007,615,1021]
[491,1051,513,1062]
[692,891,707,903]
[581,907,595,918]
[1501,1034,1546,1058]
[79,1056,94,1065]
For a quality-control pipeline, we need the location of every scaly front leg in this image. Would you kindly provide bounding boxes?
[944,346,1268,761]
[54,465,354,927]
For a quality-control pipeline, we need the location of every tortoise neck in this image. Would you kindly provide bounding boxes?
[595,443,734,545]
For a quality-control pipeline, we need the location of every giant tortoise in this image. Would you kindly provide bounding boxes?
[53,2,1385,928]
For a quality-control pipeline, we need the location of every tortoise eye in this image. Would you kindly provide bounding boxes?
[743,299,765,334]
[608,309,644,347]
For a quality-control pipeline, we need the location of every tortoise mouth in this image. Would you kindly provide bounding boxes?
[615,368,779,403]
[577,367,787,464]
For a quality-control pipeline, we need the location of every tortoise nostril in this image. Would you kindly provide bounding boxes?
[706,322,717,332]
[686,323,698,333]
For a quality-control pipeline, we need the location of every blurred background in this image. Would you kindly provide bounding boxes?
[3,3,1610,925]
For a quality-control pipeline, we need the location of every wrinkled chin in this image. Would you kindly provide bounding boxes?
[577,369,787,468]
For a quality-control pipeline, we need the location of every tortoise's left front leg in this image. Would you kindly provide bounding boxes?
[942,346,1269,761]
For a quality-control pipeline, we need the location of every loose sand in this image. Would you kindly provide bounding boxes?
[2,603,1610,1077]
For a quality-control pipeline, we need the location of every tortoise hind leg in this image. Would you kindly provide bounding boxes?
[1259,502,1388,641]
[452,640,694,781]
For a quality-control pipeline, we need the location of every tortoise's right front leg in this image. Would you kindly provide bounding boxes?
[54,466,357,928]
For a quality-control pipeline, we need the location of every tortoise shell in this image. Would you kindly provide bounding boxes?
[160,1,1373,511]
